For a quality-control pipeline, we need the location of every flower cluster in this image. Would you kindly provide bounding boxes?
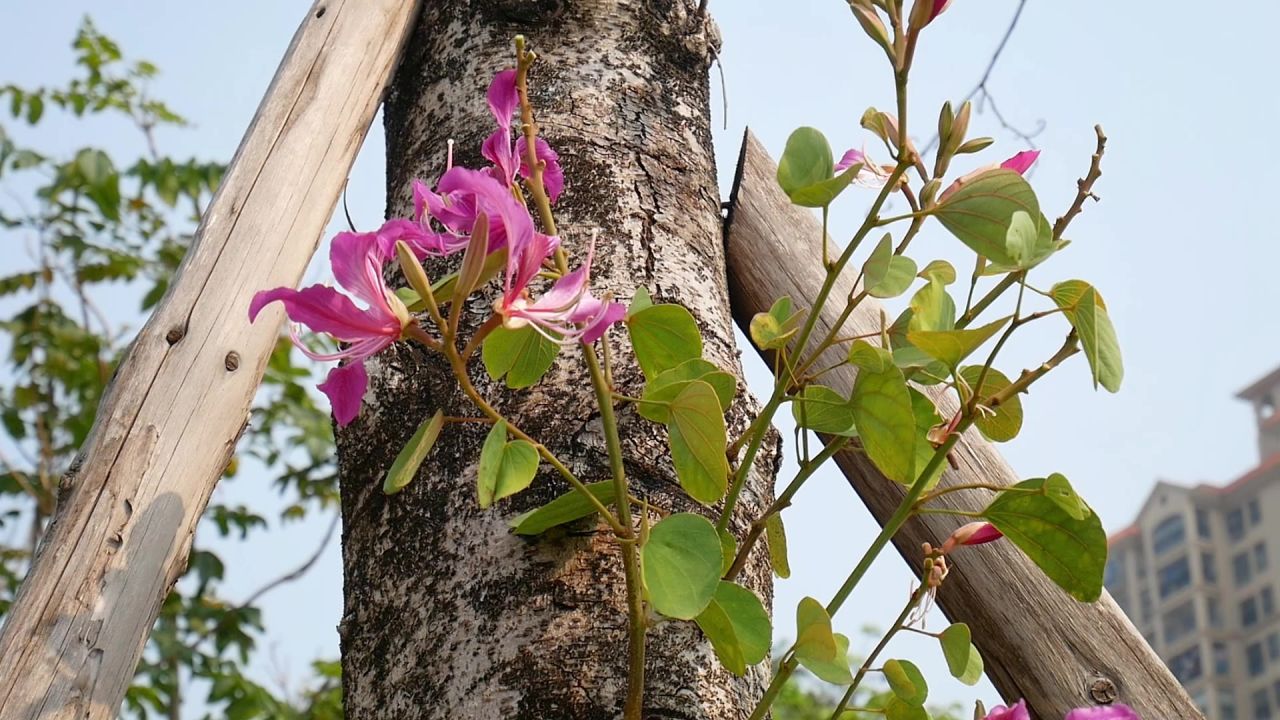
[250,69,623,425]
[985,699,1140,720]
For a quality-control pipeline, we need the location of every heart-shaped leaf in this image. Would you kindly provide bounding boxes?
[641,513,723,619]
[477,421,540,508]
[792,385,858,437]
[695,581,771,676]
[1050,280,1123,392]
[934,169,1040,266]
[750,296,805,350]
[510,481,616,535]
[628,303,702,379]
[851,363,917,484]
[864,235,918,299]
[667,380,730,504]
[483,324,559,389]
[884,659,928,706]
[907,316,1009,372]
[958,365,1023,442]
[638,358,735,423]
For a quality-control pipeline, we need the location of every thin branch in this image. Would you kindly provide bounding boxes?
[237,510,339,611]
[922,0,1037,155]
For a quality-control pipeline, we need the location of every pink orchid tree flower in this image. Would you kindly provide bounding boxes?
[928,0,953,22]
[249,231,409,426]
[940,149,1041,202]
[1063,705,1141,720]
[481,69,565,202]
[499,233,625,345]
[940,521,1004,554]
[835,147,893,188]
[983,700,1029,720]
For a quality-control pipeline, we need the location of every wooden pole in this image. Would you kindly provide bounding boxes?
[0,2,420,717]
[724,131,1201,720]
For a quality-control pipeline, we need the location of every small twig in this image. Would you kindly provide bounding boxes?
[237,511,339,611]
[1052,125,1107,239]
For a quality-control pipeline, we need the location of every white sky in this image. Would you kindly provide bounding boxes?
[4,0,1279,713]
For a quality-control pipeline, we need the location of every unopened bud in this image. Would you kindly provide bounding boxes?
[939,521,1003,555]
[955,136,995,155]
[850,2,892,53]
[861,107,900,150]
[909,0,952,34]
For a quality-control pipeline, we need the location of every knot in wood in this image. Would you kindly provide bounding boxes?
[1088,676,1118,704]
[224,351,240,371]
[165,327,185,345]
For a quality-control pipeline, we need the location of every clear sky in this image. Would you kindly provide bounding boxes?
[4,0,1279,712]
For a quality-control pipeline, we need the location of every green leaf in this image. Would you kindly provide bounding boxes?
[75,148,114,186]
[794,597,837,664]
[884,659,928,706]
[765,513,790,579]
[1050,280,1123,392]
[1043,472,1090,520]
[383,410,444,495]
[510,481,616,535]
[627,286,653,318]
[938,623,976,681]
[719,529,737,575]
[638,358,735,423]
[884,698,930,720]
[776,127,843,208]
[907,275,955,333]
[958,366,1023,442]
[918,259,957,285]
[800,632,854,685]
[750,296,804,350]
[933,169,1040,266]
[641,513,723,619]
[908,389,946,490]
[864,235,918,299]
[906,316,1009,372]
[985,212,1059,274]
[667,380,729,504]
[848,340,892,372]
[791,385,857,437]
[789,165,861,208]
[482,324,559,389]
[694,581,771,676]
[983,477,1106,601]
[476,421,540,508]
[958,645,985,685]
[851,364,916,484]
[628,304,702,379]
[429,248,507,307]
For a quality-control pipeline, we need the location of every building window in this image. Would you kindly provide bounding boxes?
[1221,687,1237,720]
[1215,641,1231,675]
[1228,508,1247,542]
[1196,508,1212,539]
[1270,633,1280,662]
[1162,602,1197,645]
[1202,552,1218,583]
[1140,589,1153,622]
[1169,645,1203,683]
[1209,597,1223,628]
[1265,586,1276,616]
[1152,515,1186,555]
[1250,499,1263,526]
[1243,597,1260,628]
[1258,542,1270,572]
[1104,555,1125,587]
[1158,557,1192,598]
[1257,688,1274,720]
[1249,642,1267,677]
[1235,551,1253,586]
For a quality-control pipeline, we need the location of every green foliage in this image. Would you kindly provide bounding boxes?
[476,421,540,508]
[694,581,772,676]
[850,362,916,484]
[983,477,1106,601]
[482,324,559,389]
[938,623,984,686]
[750,295,805,350]
[884,659,928,706]
[626,303,701,379]
[510,481,616,535]
[957,366,1023,442]
[765,513,791,579]
[777,127,858,208]
[637,358,735,424]
[933,169,1040,266]
[640,513,723,620]
[0,20,340,717]
[791,385,858,436]
[864,235,917,299]
[1050,280,1123,392]
[666,380,730,504]
[383,410,444,495]
[907,316,1009,373]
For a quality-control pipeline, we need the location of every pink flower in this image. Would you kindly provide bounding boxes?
[940,522,1004,554]
[249,231,408,426]
[983,700,1029,720]
[835,147,892,188]
[928,0,953,22]
[940,150,1040,202]
[498,232,624,345]
[481,69,565,202]
[1064,705,1140,720]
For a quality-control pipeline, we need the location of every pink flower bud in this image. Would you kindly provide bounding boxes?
[940,522,1003,554]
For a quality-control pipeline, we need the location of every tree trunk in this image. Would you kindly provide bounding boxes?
[336,3,776,718]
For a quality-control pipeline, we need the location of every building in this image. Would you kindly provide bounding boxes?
[1106,367,1280,720]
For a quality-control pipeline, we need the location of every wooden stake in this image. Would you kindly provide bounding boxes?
[0,2,419,717]
[724,131,1201,720]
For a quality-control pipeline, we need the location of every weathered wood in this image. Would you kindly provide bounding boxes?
[724,131,1200,720]
[0,3,419,717]
[336,3,777,718]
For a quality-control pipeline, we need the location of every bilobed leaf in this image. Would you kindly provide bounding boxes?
[906,316,1009,372]
[938,623,978,681]
[383,410,444,495]
[1050,280,1123,392]
[958,365,1023,442]
[864,235,918,298]
[628,304,702,379]
[789,164,861,208]
[777,127,841,207]
[884,698,929,720]
[694,581,771,676]
[667,380,729,504]
[883,659,928,706]
[851,364,916,484]
[791,385,857,437]
[799,632,854,685]
[794,597,837,665]
[750,296,804,350]
[983,477,1107,601]
[638,358,735,423]
[918,259,957,285]
[934,169,1040,266]
[765,513,790,579]
[1043,472,1090,520]
[482,324,559,389]
[848,340,892,372]
[510,481,616,535]
[908,389,946,490]
[959,645,985,685]
[476,421,540,508]
[628,286,653,318]
[641,513,723,619]
[907,276,955,333]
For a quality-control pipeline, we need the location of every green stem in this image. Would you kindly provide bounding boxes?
[717,383,788,532]
[828,581,931,719]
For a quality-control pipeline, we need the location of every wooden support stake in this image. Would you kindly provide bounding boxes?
[0,2,419,717]
[724,131,1200,720]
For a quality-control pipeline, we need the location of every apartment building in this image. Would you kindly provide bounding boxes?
[1106,367,1280,720]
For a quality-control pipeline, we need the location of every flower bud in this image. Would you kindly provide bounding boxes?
[940,521,1003,554]
[850,1,892,54]
[909,0,953,34]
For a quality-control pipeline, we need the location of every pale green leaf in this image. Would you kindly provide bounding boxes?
[667,380,729,504]
[383,410,444,495]
[641,513,723,619]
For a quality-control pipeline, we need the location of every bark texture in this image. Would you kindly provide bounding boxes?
[337,3,777,718]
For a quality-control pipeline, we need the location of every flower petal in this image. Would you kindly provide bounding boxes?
[1000,150,1041,176]
[329,231,394,317]
[487,69,519,130]
[249,285,397,341]
[578,299,625,344]
[1063,705,1140,720]
[317,361,368,427]
[834,148,866,174]
[517,136,565,203]
[982,700,1030,720]
[482,128,519,183]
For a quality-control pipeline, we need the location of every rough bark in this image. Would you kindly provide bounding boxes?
[724,131,1202,720]
[0,3,418,718]
[337,3,777,719]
